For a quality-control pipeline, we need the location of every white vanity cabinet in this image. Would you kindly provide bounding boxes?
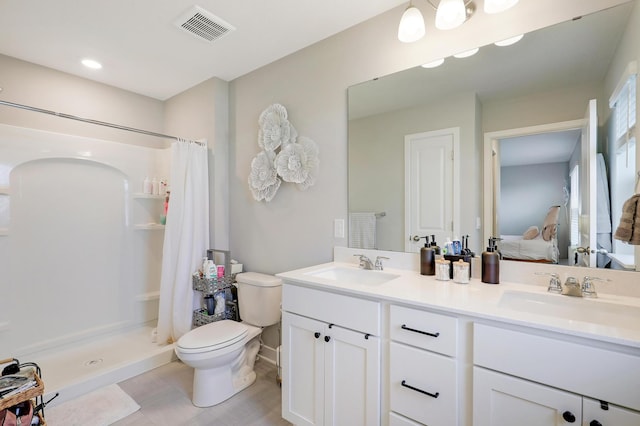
[281,284,381,426]
[473,323,640,426]
[388,305,459,426]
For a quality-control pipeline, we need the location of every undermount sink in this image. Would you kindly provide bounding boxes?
[498,290,640,328]
[305,266,399,285]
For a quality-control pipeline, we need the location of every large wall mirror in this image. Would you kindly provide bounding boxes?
[348,1,638,272]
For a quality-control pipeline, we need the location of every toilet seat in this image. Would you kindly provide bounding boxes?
[177,320,248,354]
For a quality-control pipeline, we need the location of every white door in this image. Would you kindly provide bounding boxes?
[281,312,324,426]
[324,325,380,426]
[473,367,582,426]
[583,398,640,425]
[404,128,458,252]
[579,99,598,267]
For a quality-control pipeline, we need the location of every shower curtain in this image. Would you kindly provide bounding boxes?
[157,139,209,344]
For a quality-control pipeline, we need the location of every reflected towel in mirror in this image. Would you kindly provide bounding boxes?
[349,212,376,249]
[614,194,640,245]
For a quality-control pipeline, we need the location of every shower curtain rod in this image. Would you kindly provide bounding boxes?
[0,99,205,146]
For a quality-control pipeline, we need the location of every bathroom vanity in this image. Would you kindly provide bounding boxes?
[277,251,640,426]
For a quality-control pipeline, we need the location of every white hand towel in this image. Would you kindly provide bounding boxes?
[349,212,376,249]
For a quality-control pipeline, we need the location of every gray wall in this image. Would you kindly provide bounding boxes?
[228,0,625,275]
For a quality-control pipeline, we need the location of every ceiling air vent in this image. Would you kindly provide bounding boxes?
[175,5,235,43]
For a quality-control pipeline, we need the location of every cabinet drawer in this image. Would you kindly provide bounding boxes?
[282,283,380,335]
[389,412,422,426]
[390,342,457,426]
[390,305,457,356]
[474,323,640,411]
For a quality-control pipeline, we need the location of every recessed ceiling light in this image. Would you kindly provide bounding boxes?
[421,58,445,68]
[453,47,479,58]
[494,34,524,47]
[81,59,102,69]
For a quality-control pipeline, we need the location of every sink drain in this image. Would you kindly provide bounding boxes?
[84,358,104,367]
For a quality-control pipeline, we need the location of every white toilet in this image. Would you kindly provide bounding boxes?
[175,272,282,407]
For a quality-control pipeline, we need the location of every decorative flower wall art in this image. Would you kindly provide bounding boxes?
[248,103,319,202]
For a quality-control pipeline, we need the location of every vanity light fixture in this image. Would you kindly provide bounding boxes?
[421,58,445,68]
[453,47,479,58]
[398,0,518,42]
[81,58,102,70]
[494,34,524,46]
[398,1,426,43]
[484,0,519,14]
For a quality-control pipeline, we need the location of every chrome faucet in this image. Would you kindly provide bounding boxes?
[354,254,374,270]
[375,256,389,270]
[561,276,582,297]
[536,272,562,294]
[581,276,610,298]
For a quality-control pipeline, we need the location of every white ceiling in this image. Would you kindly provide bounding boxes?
[0,0,407,100]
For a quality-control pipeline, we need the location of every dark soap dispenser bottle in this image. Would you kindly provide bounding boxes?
[420,236,435,276]
[430,234,441,255]
[481,237,500,284]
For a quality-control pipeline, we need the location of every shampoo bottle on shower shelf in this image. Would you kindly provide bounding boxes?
[151,177,159,195]
[481,237,500,284]
[143,176,152,194]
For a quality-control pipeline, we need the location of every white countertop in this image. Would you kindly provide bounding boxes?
[277,261,640,349]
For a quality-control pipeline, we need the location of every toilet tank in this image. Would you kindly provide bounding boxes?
[236,272,282,326]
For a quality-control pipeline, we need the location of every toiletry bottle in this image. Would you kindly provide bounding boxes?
[152,177,159,195]
[481,237,500,284]
[452,236,461,255]
[419,236,435,276]
[430,235,441,255]
[143,176,152,194]
[207,259,217,279]
[201,257,209,278]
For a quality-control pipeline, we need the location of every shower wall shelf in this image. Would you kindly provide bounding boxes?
[0,186,9,195]
[135,291,160,302]
[133,193,165,199]
[134,223,165,230]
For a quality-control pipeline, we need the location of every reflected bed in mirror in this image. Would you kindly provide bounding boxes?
[347,2,638,272]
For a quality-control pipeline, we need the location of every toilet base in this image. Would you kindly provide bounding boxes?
[190,334,262,407]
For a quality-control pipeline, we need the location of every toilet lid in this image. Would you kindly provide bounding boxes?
[177,320,248,351]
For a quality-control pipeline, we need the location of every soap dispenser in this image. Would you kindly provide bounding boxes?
[419,236,435,276]
[430,235,441,255]
[481,237,500,284]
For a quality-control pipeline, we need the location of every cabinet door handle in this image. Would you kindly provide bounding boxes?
[324,335,331,342]
[562,411,576,423]
[401,380,439,399]
[401,324,440,338]
[314,332,321,339]
[589,421,603,426]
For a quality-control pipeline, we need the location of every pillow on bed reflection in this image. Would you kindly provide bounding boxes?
[522,226,539,240]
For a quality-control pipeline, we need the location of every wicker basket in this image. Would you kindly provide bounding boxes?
[0,374,44,411]
[192,275,234,295]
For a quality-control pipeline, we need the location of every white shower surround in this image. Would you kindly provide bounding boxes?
[0,123,174,403]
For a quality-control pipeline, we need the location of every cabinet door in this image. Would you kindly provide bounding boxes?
[474,367,582,426]
[324,324,380,426]
[583,398,640,426]
[281,312,324,426]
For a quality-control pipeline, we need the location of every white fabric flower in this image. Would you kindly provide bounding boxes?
[248,150,281,202]
[296,137,319,190]
[258,104,294,152]
[275,136,319,190]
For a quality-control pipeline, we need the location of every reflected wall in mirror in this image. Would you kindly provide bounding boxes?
[348,1,639,271]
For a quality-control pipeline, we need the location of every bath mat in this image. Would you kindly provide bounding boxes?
[45,384,140,425]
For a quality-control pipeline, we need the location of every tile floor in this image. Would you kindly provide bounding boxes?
[112,359,291,425]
